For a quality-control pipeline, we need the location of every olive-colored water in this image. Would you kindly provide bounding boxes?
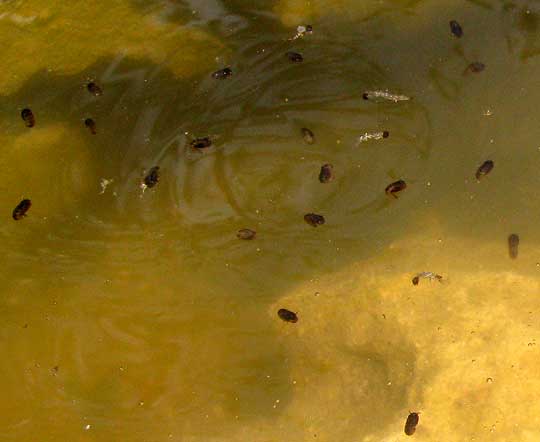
[2,0,540,441]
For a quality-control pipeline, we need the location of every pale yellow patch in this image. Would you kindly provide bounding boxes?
[259,234,540,441]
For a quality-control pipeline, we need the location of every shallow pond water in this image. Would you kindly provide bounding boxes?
[2,0,540,441]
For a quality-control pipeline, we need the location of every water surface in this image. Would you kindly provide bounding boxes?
[2,0,540,441]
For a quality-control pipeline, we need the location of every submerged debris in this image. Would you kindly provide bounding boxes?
[385,180,407,198]
[475,160,494,180]
[278,308,298,323]
[412,272,443,286]
[301,127,315,144]
[362,90,411,102]
[450,20,463,38]
[508,233,519,259]
[21,108,35,127]
[87,82,103,96]
[212,67,232,79]
[286,51,303,62]
[12,199,31,220]
[404,412,420,436]
[237,229,256,240]
[304,213,325,227]
[319,164,334,183]
[357,131,389,144]
[84,118,97,134]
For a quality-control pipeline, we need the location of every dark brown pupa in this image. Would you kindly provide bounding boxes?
[286,51,303,62]
[385,180,407,198]
[464,62,485,74]
[301,128,315,144]
[237,229,256,240]
[404,412,419,436]
[508,234,519,259]
[319,164,333,183]
[212,67,232,79]
[278,308,298,323]
[450,20,463,38]
[84,118,97,134]
[190,137,212,149]
[304,213,325,227]
[87,82,103,96]
[475,160,494,180]
[144,166,160,188]
[21,108,35,127]
[12,199,31,220]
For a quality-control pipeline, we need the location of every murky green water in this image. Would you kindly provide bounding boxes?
[3,0,540,441]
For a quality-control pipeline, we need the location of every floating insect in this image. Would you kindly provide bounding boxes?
[304,213,325,227]
[404,412,420,436]
[450,20,463,38]
[362,90,411,102]
[412,272,443,285]
[12,199,31,220]
[100,178,114,194]
[84,118,97,134]
[212,67,232,79]
[464,62,485,74]
[475,160,494,180]
[385,180,407,198]
[508,233,519,259]
[291,24,313,40]
[190,137,212,149]
[319,164,334,183]
[286,51,303,62]
[301,127,315,144]
[87,82,103,96]
[237,229,256,240]
[142,166,160,190]
[357,131,389,144]
[278,308,298,323]
[21,108,35,127]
